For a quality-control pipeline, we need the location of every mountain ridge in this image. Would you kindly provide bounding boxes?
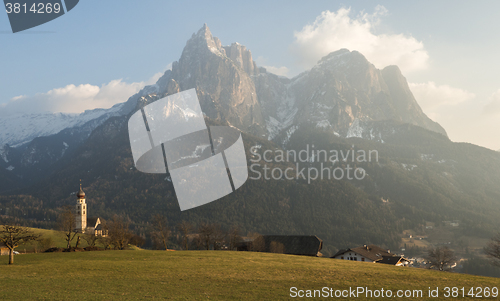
[0,102,124,148]
[4,25,499,257]
[1,24,446,157]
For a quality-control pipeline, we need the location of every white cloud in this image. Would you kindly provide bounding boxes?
[292,6,429,73]
[407,82,500,151]
[0,72,163,116]
[409,82,475,112]
[255,56,289,76]
[483,89,500,115]
[262,66,289,77]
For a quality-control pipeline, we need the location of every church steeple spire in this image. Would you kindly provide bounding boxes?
[75,180,87,232]
[77,179,85,199]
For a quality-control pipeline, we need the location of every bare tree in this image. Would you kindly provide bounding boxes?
[108,215,133,250]
[198,223,215,250]
[58,206,78,249]
[177,221,192,250]
[426,246,457,271]
[250,233,265,252]
[194,234,204,250]
[252,233,266,252]
[151,214,171,250]
[484,233,500,266]
[35,236,54,252]
[0,225,40,264]
[82,231,99,247]
[270,241,285,253]
[75,236,81,248]
[130,234,146,247]
[212,224,226,250]
[98,235,112,250]
[228,225,242,251]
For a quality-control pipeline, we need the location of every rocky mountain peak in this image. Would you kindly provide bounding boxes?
[380,65,446,136]
[193,23,212,42]
[184,23,226,58]
[261,47,448,142]
[165,25,266,136]
[317,49,369,69]
[223,42,257,75]
[312,49,384,93]
[0,25,454,191]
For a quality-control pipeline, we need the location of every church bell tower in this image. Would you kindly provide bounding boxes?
[75,180,87,232]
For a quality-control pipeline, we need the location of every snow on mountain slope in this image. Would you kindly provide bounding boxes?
[346,119,364,138]
[0,144,8,163]
[0,103,124,147]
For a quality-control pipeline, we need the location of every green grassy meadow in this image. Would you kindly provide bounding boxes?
[1,250,499,300]
[12,227,105,253]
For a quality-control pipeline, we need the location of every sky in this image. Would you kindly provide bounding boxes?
[1,1,499,151]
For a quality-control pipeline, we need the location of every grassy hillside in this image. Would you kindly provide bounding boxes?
[6,227,103,253]
[1,250,499,300]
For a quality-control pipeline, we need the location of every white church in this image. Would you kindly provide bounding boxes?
[75,182,106,236]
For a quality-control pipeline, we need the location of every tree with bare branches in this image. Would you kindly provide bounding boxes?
[177,220,192,250]
[194,234,204,250]
[130,234,146,247]
[270,241,285,253]
[35,236,54,252]
[58,206,78,249]
[0,225,40,264]
[426,246,457,271]
[228,225,242,251]
[151,214,171,250]
[212,224,226,250]
[247,232,265,252]
[198,223,215,250]
[107,215,133,250]
[251,234,265,252]
[98,235,112,250]
[82,231,99,247]
[484,233,500,266]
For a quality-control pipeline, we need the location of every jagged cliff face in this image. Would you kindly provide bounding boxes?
[165,24,266,136]
[123,25,445,145]
[223,43,258,76]
[380,65,445,135]
[258,49,447,142]
[1,24,449,189]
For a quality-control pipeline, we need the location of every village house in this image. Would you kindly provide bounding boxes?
[332,244,409,266]
[0,242,9,256]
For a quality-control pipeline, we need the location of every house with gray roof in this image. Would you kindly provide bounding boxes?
[332,244,408,266]
[0,242,9,256]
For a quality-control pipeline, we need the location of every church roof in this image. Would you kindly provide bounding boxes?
[77,188,85,199]
[87,218,99,228]
[378,255,408,265]
[77,180,85,198]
